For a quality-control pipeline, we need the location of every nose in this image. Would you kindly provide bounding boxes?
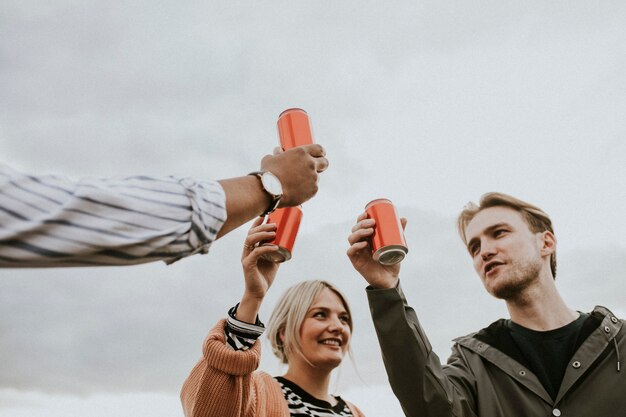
[328,316,345,334]
[480,240,497,261]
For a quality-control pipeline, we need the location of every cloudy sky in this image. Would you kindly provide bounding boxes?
[1,1,625,416]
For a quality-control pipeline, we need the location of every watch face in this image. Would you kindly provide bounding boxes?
[261,172,283,196]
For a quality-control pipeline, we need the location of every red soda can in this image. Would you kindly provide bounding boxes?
[261,206,303,263]
[365,199,408,265]
[277,108,314,150]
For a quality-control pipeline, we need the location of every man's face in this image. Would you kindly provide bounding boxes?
[464,206,548,300]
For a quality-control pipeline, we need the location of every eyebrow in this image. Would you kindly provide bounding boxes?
[308,306,349,315]
[466,222,510,251]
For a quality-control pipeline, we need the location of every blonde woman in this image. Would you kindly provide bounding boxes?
[181,217,364,417]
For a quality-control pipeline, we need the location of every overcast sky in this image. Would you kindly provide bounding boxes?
[1,1,626,416]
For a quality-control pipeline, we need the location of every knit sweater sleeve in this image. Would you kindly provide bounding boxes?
[181,318,283,417]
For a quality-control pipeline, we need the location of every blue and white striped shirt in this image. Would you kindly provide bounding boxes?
[0,163,226,267]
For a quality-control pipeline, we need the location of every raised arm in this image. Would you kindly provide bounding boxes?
[181,218,284,417]
[347,213,477,417]
[366,284,477,417]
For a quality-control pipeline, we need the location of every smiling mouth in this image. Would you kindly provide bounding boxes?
[319,339,342,347]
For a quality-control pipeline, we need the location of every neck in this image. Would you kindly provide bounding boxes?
[282,359,335,404]
[505,273,577,331]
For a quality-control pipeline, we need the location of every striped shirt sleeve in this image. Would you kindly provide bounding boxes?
[224,304,265,351]
[0,163,226,267]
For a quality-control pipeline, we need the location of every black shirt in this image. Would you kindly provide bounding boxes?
[506,313,589,400]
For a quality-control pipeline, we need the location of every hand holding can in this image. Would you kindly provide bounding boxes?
[261,206,303,263]
[260,109,313,262]
[365,199,408,265]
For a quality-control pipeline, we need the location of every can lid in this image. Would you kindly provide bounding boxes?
[365,198,392,210]
[374,245,407,266]
[260,246,292,263]
[278,108,307,118]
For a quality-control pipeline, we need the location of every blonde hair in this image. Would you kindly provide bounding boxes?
[266,280,353,364]
[457,192,557,278]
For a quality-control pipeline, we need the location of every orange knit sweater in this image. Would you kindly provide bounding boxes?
[181,319,365,417]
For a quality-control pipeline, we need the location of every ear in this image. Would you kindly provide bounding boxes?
[539,231,556,256]
[278,328,285,344]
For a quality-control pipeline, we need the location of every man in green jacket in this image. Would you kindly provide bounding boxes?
[347,192,624,417]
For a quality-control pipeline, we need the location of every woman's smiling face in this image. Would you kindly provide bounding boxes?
[295,287,351,370]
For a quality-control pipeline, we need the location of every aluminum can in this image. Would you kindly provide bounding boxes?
[365,199,408,265]
[277,108,314,150]
[261,206,303,263]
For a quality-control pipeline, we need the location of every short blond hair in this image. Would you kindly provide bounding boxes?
[266,280,352,364]
[457,192,557,278]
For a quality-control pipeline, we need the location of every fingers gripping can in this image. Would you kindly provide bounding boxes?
[261,206,303,263]
[365,199,408,265]
[277,108,314,150]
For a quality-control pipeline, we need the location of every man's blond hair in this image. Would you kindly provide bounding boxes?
[457,192,557,278]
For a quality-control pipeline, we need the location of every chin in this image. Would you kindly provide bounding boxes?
[314,355,344,370]
[489,279,530,300]
[488,258,542,299]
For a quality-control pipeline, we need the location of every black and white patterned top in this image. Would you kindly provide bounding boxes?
[0,163,225,267]
[276,376,352,417]
[224,305,354,417]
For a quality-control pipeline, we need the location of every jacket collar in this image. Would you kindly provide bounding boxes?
[453,306,622,405]
[556,306,622,403]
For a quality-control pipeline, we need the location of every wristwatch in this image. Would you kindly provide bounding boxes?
[248,171,283,215]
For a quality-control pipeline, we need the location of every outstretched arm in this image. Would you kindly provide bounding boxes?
[0,163,225,267]
[0,144,327,267]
